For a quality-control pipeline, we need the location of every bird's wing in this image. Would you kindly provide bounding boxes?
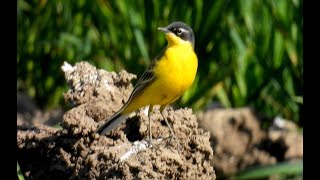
[127,47,166,102]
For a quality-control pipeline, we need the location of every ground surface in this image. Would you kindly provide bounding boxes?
[197,107,303,178]
[17,61,302,179]
[17,61,215,179]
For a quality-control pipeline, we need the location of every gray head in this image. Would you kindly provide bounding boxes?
[158,21,195,48]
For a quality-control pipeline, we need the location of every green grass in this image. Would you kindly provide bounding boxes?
[17,161,25,180]
[17,0,302,123]
[232,160,303,180]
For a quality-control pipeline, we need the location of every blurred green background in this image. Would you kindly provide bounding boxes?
[17,0,303,125]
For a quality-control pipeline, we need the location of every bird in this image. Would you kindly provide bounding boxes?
[96,21,198,148]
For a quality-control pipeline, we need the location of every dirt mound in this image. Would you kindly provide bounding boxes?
[17,61,215,179]
[197,107,303,177]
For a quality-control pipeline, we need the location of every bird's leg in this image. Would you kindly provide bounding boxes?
[160,106,181,151]
[147,105,154,148]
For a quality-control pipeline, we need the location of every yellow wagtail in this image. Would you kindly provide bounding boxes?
[96,21,198,147]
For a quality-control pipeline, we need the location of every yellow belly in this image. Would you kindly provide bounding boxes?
[123,43,198,114]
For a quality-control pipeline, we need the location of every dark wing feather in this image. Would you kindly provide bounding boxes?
[126,47,166,102]
[96,47,167,135]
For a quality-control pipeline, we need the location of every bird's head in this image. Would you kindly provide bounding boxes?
[158,21,195,48]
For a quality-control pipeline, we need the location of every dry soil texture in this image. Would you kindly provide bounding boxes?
[17,61,215,179]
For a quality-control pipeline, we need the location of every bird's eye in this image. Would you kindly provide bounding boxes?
[176,29,182,35]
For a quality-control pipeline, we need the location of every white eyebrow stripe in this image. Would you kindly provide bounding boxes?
[179,28,188,33]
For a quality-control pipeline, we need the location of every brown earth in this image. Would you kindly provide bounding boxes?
[17,61,215,179]
[17,61,302,180]
[197,107,303,178]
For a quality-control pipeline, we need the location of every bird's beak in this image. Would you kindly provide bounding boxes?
[157,27,170,33]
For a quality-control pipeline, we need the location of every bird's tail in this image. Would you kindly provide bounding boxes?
[95,110,129,135]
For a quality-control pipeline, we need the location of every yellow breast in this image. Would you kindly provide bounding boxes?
[152,43,198,104]
[122,42,197,114]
